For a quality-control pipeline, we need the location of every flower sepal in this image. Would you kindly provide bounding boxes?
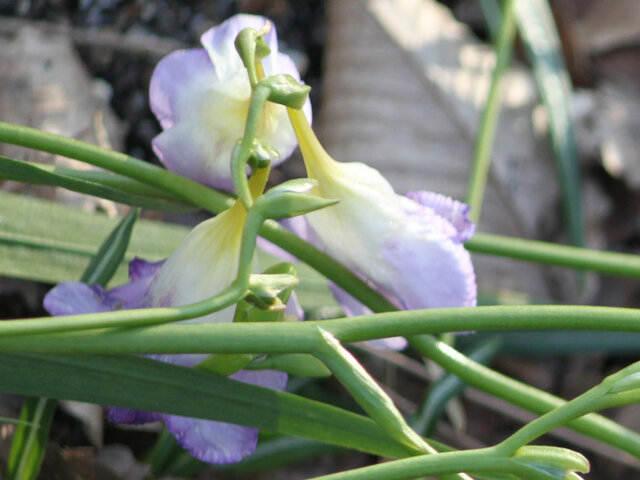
[245,138,281,169]
[259,75,311,110]
[512,446,589,480]
[246,353,331,378]
[246,272,299,312]
[196,353,255,376]
[253,178,338,219]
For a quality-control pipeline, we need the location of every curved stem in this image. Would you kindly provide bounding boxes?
[0,121,232,213]
[409,335,640,457]
[306,448,512,480]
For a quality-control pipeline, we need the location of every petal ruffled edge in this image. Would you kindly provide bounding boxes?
[162,368,287,464]
[381,230,477,309]
[405,191,475,243]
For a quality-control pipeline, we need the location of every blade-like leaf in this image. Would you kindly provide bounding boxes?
[514,0,583,247]
[0,190,187,285]
[0,156,193,211]
[7,208,141,480]
[0,353,412,459]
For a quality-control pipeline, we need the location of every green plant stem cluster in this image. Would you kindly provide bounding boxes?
[0,20,639,479]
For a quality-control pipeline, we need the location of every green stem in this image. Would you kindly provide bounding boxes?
[232,84,271,207]
[4,121,640,462]
[496,360,640,455]
[0,309,639,457]
[409,335,640,457]
[306,447,526,480]
[313,328,432,456]
[0,121,232,213]
[0,121,395,313]
[5,304,640,350]
[466,0,517,223]
[466,232,640,277]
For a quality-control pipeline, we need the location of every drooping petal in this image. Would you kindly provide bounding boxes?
[165,413,257,464]
[163,368,287,464]
[287,108,477,331]
[381,226,477,309]
[143,206,247,322]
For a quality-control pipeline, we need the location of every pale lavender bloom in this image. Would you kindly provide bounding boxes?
[44,204,293,464]
[150,13,312,189]
[284,110,477,349]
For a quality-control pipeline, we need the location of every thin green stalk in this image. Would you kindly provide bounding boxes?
[409,335,640,457]
[313,328,432,455]
[466,232,640,277]
[0,121,395,314]
[5,305,640,351]
[7,210,140,480]
[6,398,56,480]
[466,0,517,223]
[414,338,501,436]
[2,307,640,458]
[496,360,640,456]
[231,84,272,207]
[307,447,524,480]
[0,121,232,213]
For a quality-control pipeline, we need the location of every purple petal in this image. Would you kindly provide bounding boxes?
[201,14,278,81]
[129,258,165,282]
[149,49,215,130]
[406,191,475,243]
[43,282,113,316]
[163,368,287,464]
[152,123,236,190]
[381,232,477,309]
[164,414,258,464]
[105,277,155,310]
[106,407,161,425]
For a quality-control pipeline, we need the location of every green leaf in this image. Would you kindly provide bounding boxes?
[0,353,412,459]
[81,209,139,285]
[8,207,141,480]
[0,190,188,286]
[6,397,56,480]
[514,0,583,247]
[0,156,193,212]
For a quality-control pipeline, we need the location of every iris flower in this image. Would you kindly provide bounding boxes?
[44,200,293,464]
[285,109,477,345]
[150,13,311,189]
